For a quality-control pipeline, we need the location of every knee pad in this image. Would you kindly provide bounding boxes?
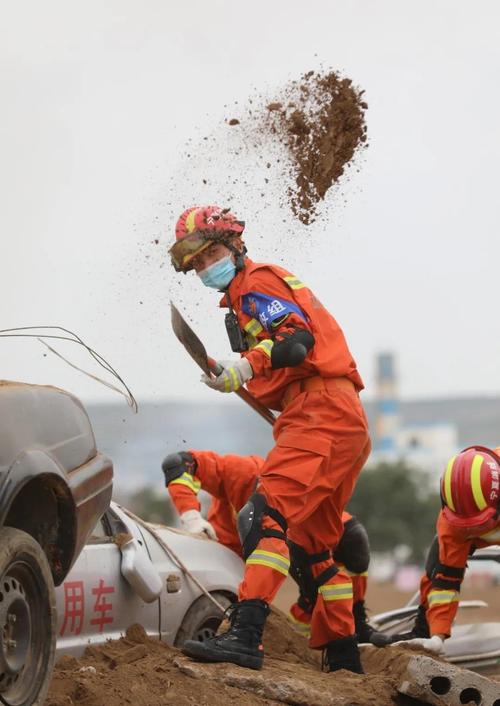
[288,541,338,610]
[335,517,370,575]
[237,492,287,560]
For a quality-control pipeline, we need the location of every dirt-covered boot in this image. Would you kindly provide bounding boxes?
[353,600,392,647]
[324,635,364,674]
[181,599,270,670]
[390,603,430,642]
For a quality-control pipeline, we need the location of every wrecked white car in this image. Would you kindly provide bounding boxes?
[372,546,500,674]
[55,501,243,657]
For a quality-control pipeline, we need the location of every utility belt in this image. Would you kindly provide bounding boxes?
[282,375,357,408]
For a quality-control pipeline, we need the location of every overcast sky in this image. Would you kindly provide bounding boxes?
[1,0,499,411]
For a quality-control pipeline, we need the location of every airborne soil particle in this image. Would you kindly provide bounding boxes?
[261,71,368,224]
[47,610,437,706]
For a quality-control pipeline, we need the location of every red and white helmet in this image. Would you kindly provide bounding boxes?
[169,205,245,272]
[440,446,500,529]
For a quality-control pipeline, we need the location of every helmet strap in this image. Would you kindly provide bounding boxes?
[225,242,247,272]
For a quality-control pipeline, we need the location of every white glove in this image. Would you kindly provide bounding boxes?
[180,509,218,540]
[394,635,444,654]
[201,358,253,393]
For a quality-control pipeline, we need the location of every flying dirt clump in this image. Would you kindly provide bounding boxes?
[261,69,368,224]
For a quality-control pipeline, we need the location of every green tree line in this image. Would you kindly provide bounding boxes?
[348,460,441,562]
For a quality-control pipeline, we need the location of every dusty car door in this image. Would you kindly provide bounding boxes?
[56,508,161,656]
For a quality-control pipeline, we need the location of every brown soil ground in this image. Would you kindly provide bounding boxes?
[47,612,415,706]
[46,582,500,705]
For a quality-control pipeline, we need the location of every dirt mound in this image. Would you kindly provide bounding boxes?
[261,70,368,224]
[46,612,435,706]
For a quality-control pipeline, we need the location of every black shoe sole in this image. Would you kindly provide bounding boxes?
[181,640,263,670]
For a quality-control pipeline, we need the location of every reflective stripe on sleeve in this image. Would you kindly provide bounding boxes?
[254,339,274,357]
[428,589,459,606]
[244,319,264,336]
[224,367,239,392]
[169,472,201,493]
[318,582,353,602]
[284,275,306,290]
[288,612,311,636]
[246,549,290,576]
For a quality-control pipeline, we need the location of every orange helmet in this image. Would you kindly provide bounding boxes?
[169,205,245,272]
[440,446,500,529]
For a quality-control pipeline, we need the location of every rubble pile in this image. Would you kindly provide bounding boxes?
[47,609,500,706]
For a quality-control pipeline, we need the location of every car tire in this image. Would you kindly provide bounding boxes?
[0,527,57,706]
[174,592,233,646]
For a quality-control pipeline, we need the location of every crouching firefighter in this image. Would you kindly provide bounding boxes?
[162,449,389,646]
[169,205,372,672]
[392,445,500,654]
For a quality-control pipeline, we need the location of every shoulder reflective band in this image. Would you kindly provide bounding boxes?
[169,472,201,493]
[283,275,306,290]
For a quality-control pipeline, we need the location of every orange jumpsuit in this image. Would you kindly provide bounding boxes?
[218,258,371,648]
[168,450,369,638]
[419,510,500,637]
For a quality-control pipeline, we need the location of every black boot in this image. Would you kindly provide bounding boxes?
[353,600,392,647]
[181,599,270,670]
[324,635,364,674]
[390,604,430,642]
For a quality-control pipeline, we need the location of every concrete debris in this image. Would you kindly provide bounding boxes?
[397,653,500,706]
[174,656,372,706]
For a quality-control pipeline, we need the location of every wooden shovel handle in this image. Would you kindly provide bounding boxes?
[207,356,276,426]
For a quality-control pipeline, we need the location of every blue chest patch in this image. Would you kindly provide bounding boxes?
[241,291,305,331]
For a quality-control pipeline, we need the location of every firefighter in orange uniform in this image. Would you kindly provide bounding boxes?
[393,445,500,654]
[163,449,389,645]
[169,206,371,672]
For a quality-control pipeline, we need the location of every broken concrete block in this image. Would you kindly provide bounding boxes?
[397,654,500,706]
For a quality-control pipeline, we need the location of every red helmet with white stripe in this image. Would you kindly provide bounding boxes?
[440,446,500,529]
[169,205,245,272]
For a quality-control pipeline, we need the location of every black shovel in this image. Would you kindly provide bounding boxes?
[170,302,276,426]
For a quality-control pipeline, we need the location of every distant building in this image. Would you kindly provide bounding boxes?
[396,422,459,483]
[374,352,400,453]
[371,352,459,487]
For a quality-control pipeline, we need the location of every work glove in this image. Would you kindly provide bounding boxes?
[180,509,218,540]
[201,358,253,393]
[393,635,444,655]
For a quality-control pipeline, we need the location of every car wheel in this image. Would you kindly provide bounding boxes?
[174,592,233,646]
[0,527,57,706]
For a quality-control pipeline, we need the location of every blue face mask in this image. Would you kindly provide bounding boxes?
[198,256,236,290]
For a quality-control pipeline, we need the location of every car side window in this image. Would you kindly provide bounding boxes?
[87,506,133,545]
[87,513,115,544]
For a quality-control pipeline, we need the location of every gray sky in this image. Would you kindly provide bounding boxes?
[1,0,499,409]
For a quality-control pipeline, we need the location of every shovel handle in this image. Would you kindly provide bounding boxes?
[207,357,276,427]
